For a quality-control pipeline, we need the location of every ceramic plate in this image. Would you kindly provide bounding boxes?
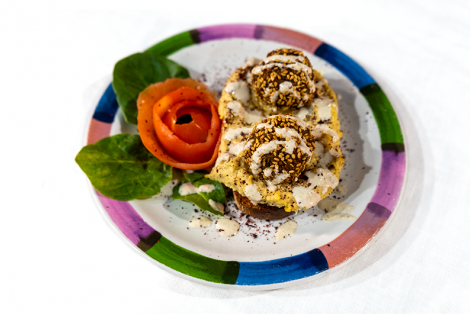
[86,24,406,289]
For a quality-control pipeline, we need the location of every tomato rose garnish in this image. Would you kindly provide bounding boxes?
[153,87,220,164]
[163,106,212,144]
[137,78,221,170]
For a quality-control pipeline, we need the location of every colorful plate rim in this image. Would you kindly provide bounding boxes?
[86,23,406,287]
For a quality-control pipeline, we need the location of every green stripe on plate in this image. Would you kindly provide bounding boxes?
[145,30,199,57]
[145,237,240,284]
[360,84,404,145]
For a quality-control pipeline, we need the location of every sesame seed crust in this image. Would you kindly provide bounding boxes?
[243,115,315,184]
[252,48,315,109]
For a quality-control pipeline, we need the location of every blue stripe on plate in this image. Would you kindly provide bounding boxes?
[235,248,329,285]
[93,83,119,123]
[314,43,375,89]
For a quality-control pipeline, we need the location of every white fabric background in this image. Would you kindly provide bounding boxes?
[1,2,469,313]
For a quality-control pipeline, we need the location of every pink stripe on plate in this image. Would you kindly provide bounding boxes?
[257,25,324,53]
[319,202,391,268]
[87,118,112,144]
[197,24,258,42]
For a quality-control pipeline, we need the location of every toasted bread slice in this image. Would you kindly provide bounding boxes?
[233,191,293,220]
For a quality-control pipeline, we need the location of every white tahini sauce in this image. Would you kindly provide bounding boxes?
[228,141,246,156]
[198,184,215,193]
[224,127,255,159]
[216,218,240,237]
[225,81,250,104]
[318,199,355,222]
[246,71,253,85]
[208,199,224,214]
[279,81,301,100]
[305,168,339,194]
[311,124,339,142]
[275,220,298,240]
[227,101,244,116]
[243,108,265,124]
[314,97,334,121]
[179,182,215,196]
[227,101,264,124]
[263,168,272,177]
[263,54,307,64]
[267,185,277,192]
[245,57,262,67]
[224,127,252,141]
[215,152,231,166]
[244,184,262,204]
[265,169,287,191]
[253,55,311,75]
[335,183,348,195]
[243,57,260,84]
[292,186,321,209]
[153,179,178,201]
[329,147,341,157]
[253,62,312,76]
[297,105,314,119]
[188,216,212,228]
[313,141,324,156]
[266,173,289,186]
[266,172,289,192]
[313,141,333,167]
[266,88,279,103]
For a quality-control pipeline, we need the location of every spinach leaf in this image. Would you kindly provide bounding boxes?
[172,172,226,216]
[112,52,190,125]
[75,134,172,201]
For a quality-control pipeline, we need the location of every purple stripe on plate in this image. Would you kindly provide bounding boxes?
[96,191,155,245]
[370,151,406,212]
[367,202,393,219]
[197,24,257,42]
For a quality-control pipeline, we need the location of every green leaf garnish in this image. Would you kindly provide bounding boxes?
[75,134,172,201]
[112,52,190,125]
[172,171,226,216]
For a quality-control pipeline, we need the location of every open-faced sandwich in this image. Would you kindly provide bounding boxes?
[207,48,345,220]
[77,45,346,240]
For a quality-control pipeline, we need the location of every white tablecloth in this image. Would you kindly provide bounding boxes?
[1,3,469,313]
